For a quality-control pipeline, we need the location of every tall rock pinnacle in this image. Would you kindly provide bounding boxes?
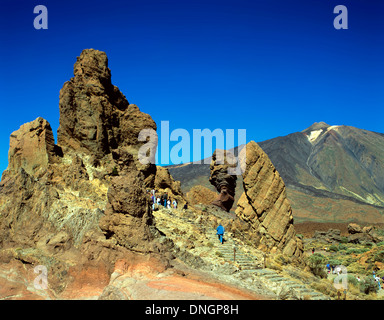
[209,149,237,212]
[57,49,156,159]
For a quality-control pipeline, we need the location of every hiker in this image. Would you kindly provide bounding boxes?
[216,224,225,244]
[172,199,177,209]
[167,199,171,209]
[312,247,315,254]
[163,193,168,207]
[326,263,331,274]
[156,197,161,205]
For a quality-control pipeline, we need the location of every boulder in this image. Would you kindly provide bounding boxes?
[348,223,362,234]
[186,185,217,206]
[313,229,342,244]
[346,223,383,244]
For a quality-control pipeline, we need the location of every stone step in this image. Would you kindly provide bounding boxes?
[253,269,278,276]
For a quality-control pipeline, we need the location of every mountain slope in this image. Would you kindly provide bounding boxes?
[168,122,384,223]
[259,122,384,207]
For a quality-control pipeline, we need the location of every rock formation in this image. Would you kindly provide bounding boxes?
[209,149,237,212]
[186,185,218,206]
[235,141,303,258]
[57,49,156,159]
[0,49,186,299]
[313,229,342,244]
[6,117,61,178]
[154,166,185,207]
[347,223,384,244]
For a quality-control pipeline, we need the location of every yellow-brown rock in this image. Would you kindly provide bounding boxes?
[186,185,217,206]
[7,117,59,177]
[236,141,303,258]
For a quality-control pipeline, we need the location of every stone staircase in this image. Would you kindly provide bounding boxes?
[205,229,329,300]
[205,230,261,270]
[154,208,330,300]
[252,269,329,300]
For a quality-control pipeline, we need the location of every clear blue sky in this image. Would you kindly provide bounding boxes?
[0,0,383,171]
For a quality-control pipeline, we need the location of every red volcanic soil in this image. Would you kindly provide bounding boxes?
[0,253,271,300]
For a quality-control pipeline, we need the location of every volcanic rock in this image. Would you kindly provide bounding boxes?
[186,185,217,206]
[235,141,303,258]
[0,49,187,299]
[313,229,342,244]
[99,171,155,252]
[347,223,363,234]
[57,49,156,159]
[346,223,383,244]
[209,149,237,212]
[6,117,60,178]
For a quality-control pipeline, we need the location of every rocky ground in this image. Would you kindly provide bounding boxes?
[151,205,330,300]
[302,222,384,300]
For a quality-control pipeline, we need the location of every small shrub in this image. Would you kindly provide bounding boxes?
[111,166,119,176]
[215,251,223,258]
[327,258,342,267]
[346,248,370,255]
[307,253,327,278]
[360,276,378,294]
[347,274,359,287]
[329,244,339,252]
[310,279,337,298]
[341,237,349,244]
[373,250,384,263]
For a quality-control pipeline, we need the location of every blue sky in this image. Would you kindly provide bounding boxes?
[0,0,383,171]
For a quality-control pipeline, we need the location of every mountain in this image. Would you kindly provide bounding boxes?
[168,123,384,224]
[259,122,384,207]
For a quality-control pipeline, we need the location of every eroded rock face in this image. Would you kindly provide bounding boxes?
[209,150,237,212]
[236,141,303,258]
[186,185,217,207]
[57,49,156,159]
[7,117,60,177]
[99,171,155,252]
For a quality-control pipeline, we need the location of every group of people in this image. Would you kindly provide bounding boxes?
[147,189,178,210]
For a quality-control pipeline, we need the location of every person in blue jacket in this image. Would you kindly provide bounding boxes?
[216,224,225,244]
